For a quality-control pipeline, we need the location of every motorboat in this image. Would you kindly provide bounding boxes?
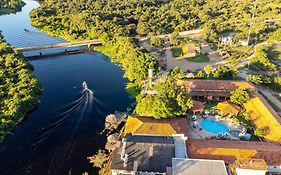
[82,81,88,89]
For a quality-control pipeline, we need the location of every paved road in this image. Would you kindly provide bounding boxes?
[257,85,281,112]
[138,29,205,41]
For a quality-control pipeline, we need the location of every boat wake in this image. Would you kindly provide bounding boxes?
[32,81,97,148]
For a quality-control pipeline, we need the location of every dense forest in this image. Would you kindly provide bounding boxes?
[0,35,41,141]
[0,0,25,15]
[97,33,157,82]
[29,0,281,118]
[29,0,281,80]
[30,0,281,42]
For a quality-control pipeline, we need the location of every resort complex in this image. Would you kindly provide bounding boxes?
[1,0,281,174]
[108,80,281,175]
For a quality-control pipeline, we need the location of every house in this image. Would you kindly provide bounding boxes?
[186,139,281,174]
[219,34,234,46]
[111,134,188,175]
[178,80,256,101]
[182,44,200,57]
[239,39,249,46]
[124,116,188,137]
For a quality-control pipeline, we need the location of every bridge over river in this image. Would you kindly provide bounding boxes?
[17,39,102,58]
[16,29,204,58]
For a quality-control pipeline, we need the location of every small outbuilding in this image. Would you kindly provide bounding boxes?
[182,44,200,57]
[191,101,205,114]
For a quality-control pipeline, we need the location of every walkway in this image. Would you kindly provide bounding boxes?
[257,85,281,112]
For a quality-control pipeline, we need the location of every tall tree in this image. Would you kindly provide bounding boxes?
[203,65,212,78]
[230,88,250,106]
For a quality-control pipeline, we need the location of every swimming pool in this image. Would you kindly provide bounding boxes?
[201,119,228,134]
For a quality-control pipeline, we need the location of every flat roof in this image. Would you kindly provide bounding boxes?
[111,135,175,173]
[172,158,228,175]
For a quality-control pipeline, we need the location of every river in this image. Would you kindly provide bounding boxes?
[0,0,133,174]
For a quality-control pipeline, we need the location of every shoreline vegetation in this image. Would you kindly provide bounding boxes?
[0,0,25,15]
[0,35,42,142]
[0,0,41,142]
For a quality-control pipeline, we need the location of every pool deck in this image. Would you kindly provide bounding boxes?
[188,114,244,140]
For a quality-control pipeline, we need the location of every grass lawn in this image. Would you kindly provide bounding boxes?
[185,54,210,62]
[171,47,182,57]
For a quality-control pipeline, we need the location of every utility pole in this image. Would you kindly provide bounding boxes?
[247,0,258,46]
[148,69,153,89]
[247,0,258,69]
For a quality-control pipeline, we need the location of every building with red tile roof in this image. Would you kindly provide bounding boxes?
[178,80,256,101]
[187,139,281,166]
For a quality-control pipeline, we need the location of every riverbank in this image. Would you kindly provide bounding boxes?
[0,0,42,142]
[0,35,42,142]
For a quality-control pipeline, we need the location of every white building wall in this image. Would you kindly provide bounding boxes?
[236,168,266,175]
[268,166,281,173]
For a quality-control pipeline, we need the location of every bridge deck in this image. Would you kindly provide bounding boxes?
[17,39,102,52]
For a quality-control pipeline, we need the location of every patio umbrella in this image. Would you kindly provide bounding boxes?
[192,115,197,121]
[192,121,199,128]
[215,115,221,121]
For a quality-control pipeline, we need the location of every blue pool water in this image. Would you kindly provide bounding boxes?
[201,119,228,134]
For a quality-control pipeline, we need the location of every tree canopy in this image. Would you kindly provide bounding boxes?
[136,76,193,119]
[230,88,250,106]
[203,65,212,78]
[29,0,281,42]
[213,66,236,80]
[0,35,41,141]
[0,0,25,15]
[99,34,157,82]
